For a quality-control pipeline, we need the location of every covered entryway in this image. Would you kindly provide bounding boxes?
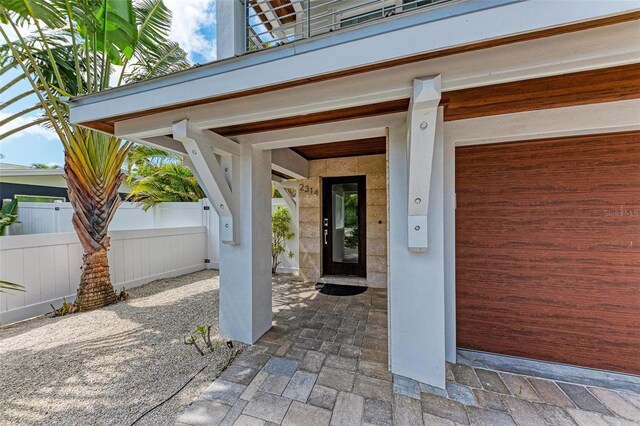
[455,131,640,374]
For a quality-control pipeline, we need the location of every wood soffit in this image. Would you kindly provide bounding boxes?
[210,63,640,135]
[291,137,387,160]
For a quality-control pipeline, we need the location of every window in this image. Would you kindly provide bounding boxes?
[339,9,384,28]
[14,195,66,203]
[403,0,437,11]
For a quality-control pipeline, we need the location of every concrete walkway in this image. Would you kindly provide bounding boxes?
[177,278,640,425]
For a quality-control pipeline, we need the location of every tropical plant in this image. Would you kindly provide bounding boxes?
[124,144,179,173]
[0,0,191,310]
[31,163,61,169]
[271,206,295,273]
[50,297,77,316]
[0,199,19,235]
[125,145,205,210]
[184,324,214,356]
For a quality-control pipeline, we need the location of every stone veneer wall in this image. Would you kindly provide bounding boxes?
[297,154,387,287]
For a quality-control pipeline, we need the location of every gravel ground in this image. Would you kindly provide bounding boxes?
[0,270,248,426]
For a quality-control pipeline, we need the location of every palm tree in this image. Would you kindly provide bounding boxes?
[125,145,205,210]
[0,0,191,310]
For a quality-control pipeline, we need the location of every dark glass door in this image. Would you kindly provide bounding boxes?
[322,176,366,277]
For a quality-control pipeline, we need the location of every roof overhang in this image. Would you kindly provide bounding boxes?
[68,1,640,132]
[0,169,65,177]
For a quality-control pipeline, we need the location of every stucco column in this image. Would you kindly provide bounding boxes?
[443,123,457,363]
[219,144,273,343]
[388,107,446,388]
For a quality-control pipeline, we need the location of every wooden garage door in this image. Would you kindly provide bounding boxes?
[455,132,640,374]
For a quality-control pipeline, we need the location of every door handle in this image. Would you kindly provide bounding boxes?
[324,229,328,245]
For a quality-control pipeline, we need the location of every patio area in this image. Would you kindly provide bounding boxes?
[177,277,640,426]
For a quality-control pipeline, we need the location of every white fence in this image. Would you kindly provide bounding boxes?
[0,227,208,325]
[0,199,221,325]
[0,197,301,325]
[9,200,211,235]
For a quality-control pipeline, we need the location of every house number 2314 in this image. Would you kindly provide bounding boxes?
[299,183,318,196]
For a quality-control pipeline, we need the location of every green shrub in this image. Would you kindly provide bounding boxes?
[272,206,295,273]
[0,199,18,236]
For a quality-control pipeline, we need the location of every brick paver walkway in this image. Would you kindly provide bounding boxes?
[176,280,640,425]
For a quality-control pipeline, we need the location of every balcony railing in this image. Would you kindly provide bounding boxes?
[245,0,451,51]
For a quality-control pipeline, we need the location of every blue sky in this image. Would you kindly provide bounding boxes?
[0,0,217,167]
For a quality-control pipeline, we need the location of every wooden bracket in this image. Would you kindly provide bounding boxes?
[407,75,441,252]
[173,119,239,244]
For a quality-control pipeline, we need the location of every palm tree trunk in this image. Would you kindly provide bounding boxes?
[64,136,126,312]
[75,241,117,311]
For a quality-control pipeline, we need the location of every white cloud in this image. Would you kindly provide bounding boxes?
[164,0,217,62]
[110,64,125,88]
[0,112,58,142]
[3,0,217,66]
[0,22,33,43]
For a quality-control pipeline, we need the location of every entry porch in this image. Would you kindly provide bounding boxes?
[176,275,640,426]
[68,15,640,388]
[131,74,450,389]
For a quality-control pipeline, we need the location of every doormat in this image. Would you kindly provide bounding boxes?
[315,283,368,296]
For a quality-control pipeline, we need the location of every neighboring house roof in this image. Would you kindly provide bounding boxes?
[0,165,131,192]
[0,162,38,170]
[0,167,65,177]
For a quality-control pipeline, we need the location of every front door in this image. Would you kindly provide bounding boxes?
[322,176,366,277]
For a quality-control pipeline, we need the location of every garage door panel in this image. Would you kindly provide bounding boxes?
[455,174,637,195]
[456,275,639,319]
[456,285,639,328]
[455,133,639,169]
[457,312,638,347]
[456,135,639,194]
[456,218,638,253]
[457,322,639,373]
[457,246,639,278]
[455,132,640,374]
[455,190,639,214]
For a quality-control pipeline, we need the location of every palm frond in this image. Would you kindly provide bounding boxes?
[1,0,66,28]
[127,162,205,210]
[127,40,189,82]
[121,0,190,84]
[0,280,25,293]
[124,144,179,173]
[0,117,49,140]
